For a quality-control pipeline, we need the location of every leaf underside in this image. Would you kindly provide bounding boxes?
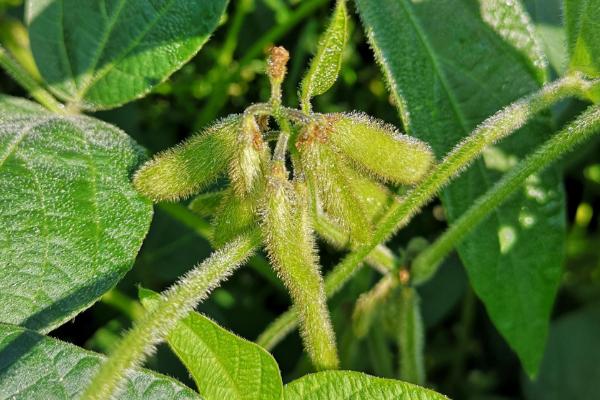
[0,323,200,399]
[25,0,228,110]
[0,95,152,332]
[355,0,565,375]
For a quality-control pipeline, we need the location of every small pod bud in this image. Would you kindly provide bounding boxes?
[133,115,240,202]
[229,115,267,196]
[267,46,289,84]
[188,190,224,218]
[212,188,258,248]
[298,123,372,245]
[326,113,434,185]
[260,163,339,370]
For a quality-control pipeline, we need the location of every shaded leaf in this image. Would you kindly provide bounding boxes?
[139,288,283,400]
[355,0,565,375]
[0,95,152,332]
[0,323,199,399]
[283,370,448,399]
[26,0,228,110]
[522,305,600,400]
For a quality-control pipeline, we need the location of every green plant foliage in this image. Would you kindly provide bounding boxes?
[326,113,434,185]
[564,0,600,78]
[260,164,339,370]
[133,115,239,202]
[189,190,225,219]
[139,288,284,400]
[283,370,449,399]
[355,0,565,376]
[522,305,600,400]
[299,0,347,111]
[0,95,152,332]
[0,323,200,399]
[25,0,228,110]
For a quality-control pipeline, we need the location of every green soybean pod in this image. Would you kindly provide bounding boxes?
[261,164,339,370]
[212,188,258,248]
[298,124,372,244]
[229,115,268,196]
[326,113,434,185]
[133,115,240,202]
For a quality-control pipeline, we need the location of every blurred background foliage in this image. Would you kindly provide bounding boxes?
[1,0,599,399]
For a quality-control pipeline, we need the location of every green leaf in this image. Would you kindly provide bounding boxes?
[139,288,283,400]
[26,0,228,110]
[355,0,565,376]
[480,0,548,82]
[0,323,200,399]
[283,370,448,399]
[0,95,152,332]
[522,304,600,400]
[564,0,600,78]
[299,0,348,111]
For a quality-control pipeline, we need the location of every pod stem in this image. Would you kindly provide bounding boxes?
[80,232,260,400]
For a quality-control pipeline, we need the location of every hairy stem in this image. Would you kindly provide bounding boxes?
[256,74,599,350]
[398,287,425,385]
[195,0,328,128]
[80,233,260,400]
[411,103,600,285]
[0,45,64,114]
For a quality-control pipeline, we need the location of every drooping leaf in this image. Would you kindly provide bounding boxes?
[283,370,448,399]
[0,323,200,399]
[25,0,228,110]
[139,288,283,400]
[133,115,239,202]
[0,95,152,332]
[299,0,348,111]
[326,113,434,185]
[260,164,339,370]
[522,305,600,400]
[564,0,600,78]
[355,0,565,376]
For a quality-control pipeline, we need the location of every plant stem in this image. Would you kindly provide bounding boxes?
[0,45,64,114]
[398,287,425,385]
[256,75,599,350]
[412,103,600,285]
[195,0,328,128]
[80,232,260,400]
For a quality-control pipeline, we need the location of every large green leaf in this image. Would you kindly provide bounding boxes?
[25,0,228,110]
[0,96,152,332]
[0,323,200,399]
[522,305,600,400]
[283,371,448,399]
[355,0,565,375]
[140,288,283,400]
[564,0,600,77]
